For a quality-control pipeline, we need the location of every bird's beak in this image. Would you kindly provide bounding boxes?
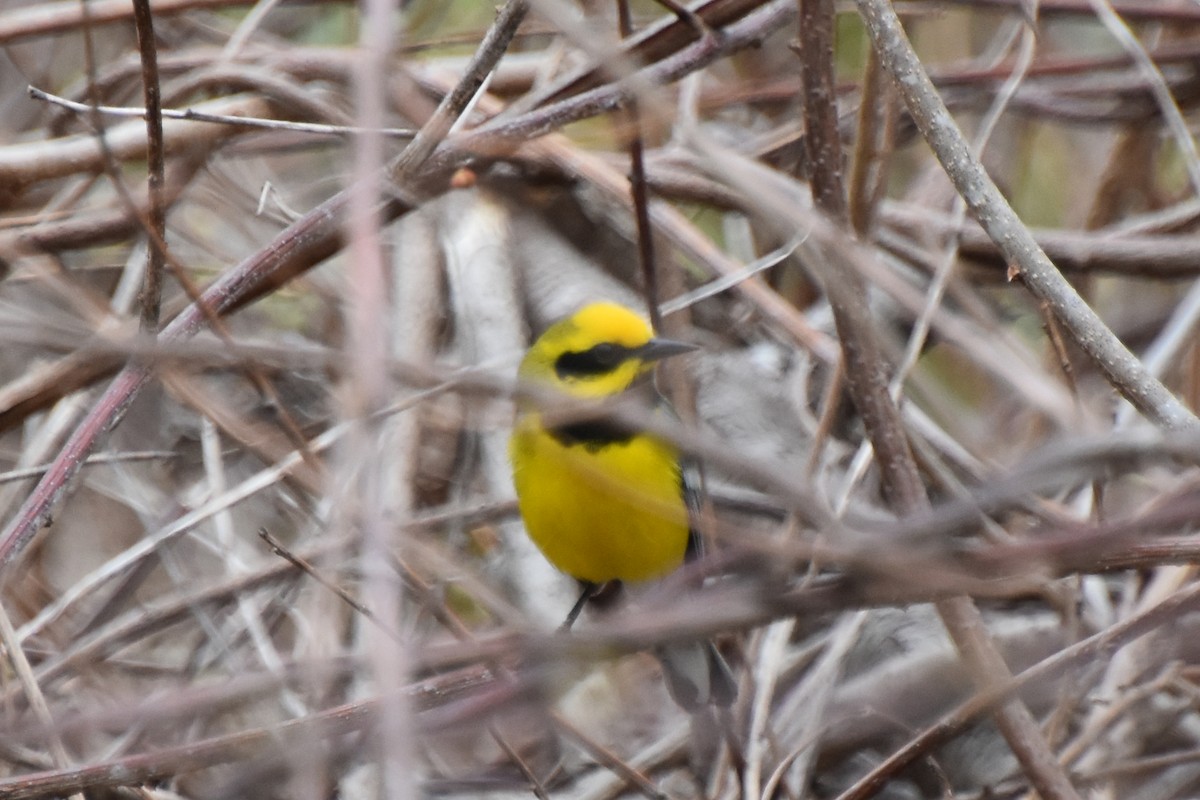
[636,338,698,362]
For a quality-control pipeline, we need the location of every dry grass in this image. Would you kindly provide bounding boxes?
[4,0,1200,798]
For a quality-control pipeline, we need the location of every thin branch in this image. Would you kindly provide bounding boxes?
[27,86,419,138]
[0,0,796,575]
[131,0,165,333]
[856,0,1200,432]
[0,0,256,44]
[258,529,399,643]
[799,3,1081,797]
[1086,0,1200,197]
[389,0,529,178]
[834,577,1200,800]
[614,0,664,329]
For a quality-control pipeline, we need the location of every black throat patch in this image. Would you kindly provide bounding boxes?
[549,418,635,450]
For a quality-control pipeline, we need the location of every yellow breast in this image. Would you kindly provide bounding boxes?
[509,413,690,584]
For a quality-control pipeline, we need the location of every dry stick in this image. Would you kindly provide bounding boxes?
[345,1,408,795]
[130,0,165,333]
[265,517,580,794]
[551,713,668,800]
[944,0,1200,23]
[0,554,1187,800]
[856,0,1199,433]
[76,0,161,306]
[806,48,894,482]
[8,102,311,461]
[796,1,846,224]
[0,194,353,571]
[834,578,1200,800]
[56,90,328,483]
[22,97,331,485]
[28,86,419,138]
[617,0,663,329]
[0,605,74,783]
[0,0,526,571]
[0,0,257,44]
[881,206,1200,279]
[26,545,306,690]
[1086,0,1200,198]
[2,92,270,188]
[798,3,1082,799]
[0,138,203,255]
[858,0,1200,794]
[0,0,790,573]
[507,0,771,113]
[400,516,659,786]
[389,0,529,178]
[0,2,522,432]
[488,724,551,800]
[258,529,396,641]
[0,513,1123,736]
[14,659,354,750]
[26,496,514,692]
[846,47,892,236]
[0,451,176,484]
[0,695,382,800]
[797,0,912,506]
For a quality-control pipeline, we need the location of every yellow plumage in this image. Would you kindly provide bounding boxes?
[509,301,736,710]
[509,302,690,584]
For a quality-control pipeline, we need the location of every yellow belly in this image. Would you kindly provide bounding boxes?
[509,414,690,584]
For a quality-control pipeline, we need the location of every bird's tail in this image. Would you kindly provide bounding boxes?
[655,640,737,711]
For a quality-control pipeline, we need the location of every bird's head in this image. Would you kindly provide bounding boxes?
[518,302,695,399]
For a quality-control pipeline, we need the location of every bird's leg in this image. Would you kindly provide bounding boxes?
[561,581,600,631]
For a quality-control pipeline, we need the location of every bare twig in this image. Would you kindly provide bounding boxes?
[389,0,529,178]
[798,3,1081,797]
[856,0,1200,432]
[27,86,419,138]
[0,0,794,575]
[616,0,663,328]
[130,0,165,333]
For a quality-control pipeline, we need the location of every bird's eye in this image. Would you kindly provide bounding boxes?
[589,343,622,367]
[555,342,629,378]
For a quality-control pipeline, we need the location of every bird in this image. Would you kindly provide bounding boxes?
[509,301,736,710]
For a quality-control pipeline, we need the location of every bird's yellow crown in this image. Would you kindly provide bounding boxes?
[517,302,658,399]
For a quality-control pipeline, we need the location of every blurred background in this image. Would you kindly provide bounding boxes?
[3,0,1200,798]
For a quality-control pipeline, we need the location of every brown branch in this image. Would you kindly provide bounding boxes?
[4,93,273,192]
[131,0,165,333]
[940,0,1200,23]
[0,0,263,44]
[389,0,529,178]
[618,0,663,328]
[856,0,1200,432]
[0,0,797,575]
[834,577,1200,800]
[884,206,1200,279]
[797,3,1082,797]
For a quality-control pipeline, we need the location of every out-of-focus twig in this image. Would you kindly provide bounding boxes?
[27,86,419,138]
[0,0,795,576]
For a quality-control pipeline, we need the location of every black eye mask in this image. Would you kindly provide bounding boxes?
[554,342,633,379]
